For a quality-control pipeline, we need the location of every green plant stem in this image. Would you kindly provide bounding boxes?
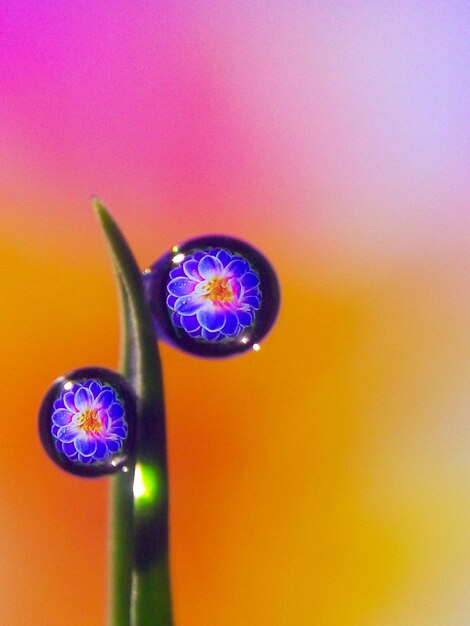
[94,199,173,626]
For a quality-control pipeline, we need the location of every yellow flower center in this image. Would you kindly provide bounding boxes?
[203,277,234,303]
[79,408,102,433]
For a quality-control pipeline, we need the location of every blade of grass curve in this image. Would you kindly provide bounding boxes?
[94,198,173,626]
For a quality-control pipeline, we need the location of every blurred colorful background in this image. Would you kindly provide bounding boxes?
[1,2,470,625]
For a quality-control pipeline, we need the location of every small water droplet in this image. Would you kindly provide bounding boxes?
[143,235,280,358]
[38,367,137,478]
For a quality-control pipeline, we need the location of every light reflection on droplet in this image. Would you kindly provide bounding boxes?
[63,381,73,390]
[172,253,185,264]
[252,343,261,351]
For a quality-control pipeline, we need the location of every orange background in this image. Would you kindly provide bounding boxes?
[1,3,470,625]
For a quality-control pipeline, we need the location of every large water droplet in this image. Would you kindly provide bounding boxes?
[38,367,136,477]
[143,235,280,358]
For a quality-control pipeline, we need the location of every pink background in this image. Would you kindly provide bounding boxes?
[1,2,470,624]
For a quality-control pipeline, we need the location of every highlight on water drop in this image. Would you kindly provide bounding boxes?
[143,235,280,358]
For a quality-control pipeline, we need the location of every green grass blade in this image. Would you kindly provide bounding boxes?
[93,198,173,626]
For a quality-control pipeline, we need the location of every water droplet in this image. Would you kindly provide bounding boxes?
[38,367,137,477]
[143,235,280,358]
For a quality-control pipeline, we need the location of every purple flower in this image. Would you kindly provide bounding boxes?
[166,247,262,341]
[51,380,128,464]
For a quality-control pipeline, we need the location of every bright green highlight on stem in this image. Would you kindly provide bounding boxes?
[134,464,162,508]
[93,198,173,626]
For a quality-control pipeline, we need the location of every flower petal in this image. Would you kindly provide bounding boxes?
[225,259,249,278]
[181,314,200,332]
[174,295,204,315]
[237,310,253,328]
[169,266,186,279]
[62,441,78,459]
[171,311,183,327]
[221,310,239,336]
[74,387,93,412]
[167,294,178,309]
[53,398,65,411]
[230,279,243,300]
[63,391,77,412]
[85,380,102,398]
[94,439,108,460]
[167,277,197,297]
[183,259,201,280]
[74,435,97,457]
[52,409,73,427]
[202,328,221,341]
[241,272,259,289]
[108,402,124,420]
[217,250,232,266]
[244,295,261,309]
[107,438,121,453]
[197,306,226,332]
[198,255,223,279]
[57,424,79,443]
[94,388,115,410]
[112,426,127,439]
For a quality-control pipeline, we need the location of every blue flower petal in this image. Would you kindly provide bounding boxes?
[57,425,79,443]
[52,408,73,427]
[241,272,259,289]
[94,439,108,460]
[108,402,124,420]
[217,250,232,266]
[74,387,93,412]
[245,286,261,298]
[53,398,65,411]
[244,295,261,309]
[86,380,102,398]
[183,259,201,280]
[94,388,115,410]
[171,311,183,328]
[63,391,77,412]
[221,310,239,336]
[225,259,249,278]
[74,436,97,457]
[174,295,204,315]
[62,441,77,459]
[107,438,121,453]
[202,328,221,341]
[188,327,203,337]
[112,426,127,439]
[110,418,127,430]
[167,294,178,309]
[169,266,186,279]
[167,277,197,297]
[197,306,226,332]
[237,310,253,328]
[198,255,223,280]
[181,314,200,332]
[78,453,94,464]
